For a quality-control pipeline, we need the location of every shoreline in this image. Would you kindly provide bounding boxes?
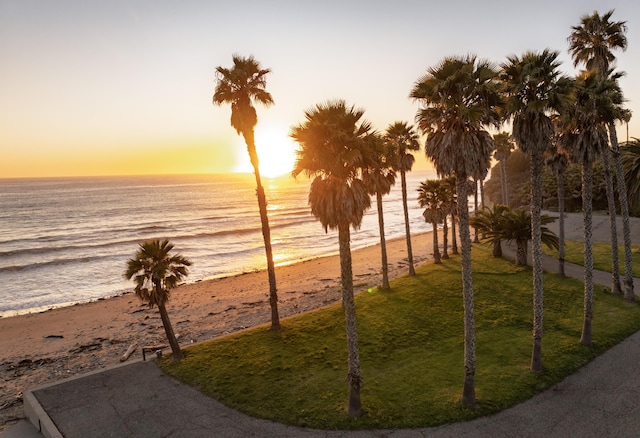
[0,229,433,320]
[0,229,438,428]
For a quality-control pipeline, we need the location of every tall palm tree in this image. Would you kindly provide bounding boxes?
[290,100,373,418]
[560,71,610,346]
[545,146,569,277]
[494,132,515,207]
[124,240,191,361]
[363,134,397,289]
[213,55,280,330]
[385,122,421,276]
[569,9,634,301]
[418,179,447,264]
[443,176,459,255]
[501,49,573,373]
[411,55,501,406]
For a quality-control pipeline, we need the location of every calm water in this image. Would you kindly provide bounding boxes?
[0,171,436,317]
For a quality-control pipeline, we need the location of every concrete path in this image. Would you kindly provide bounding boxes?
[6,211,640,438]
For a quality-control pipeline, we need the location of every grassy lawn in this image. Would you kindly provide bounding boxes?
[161,245,640,430]
[543,240,640,277]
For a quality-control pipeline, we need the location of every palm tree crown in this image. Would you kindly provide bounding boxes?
[124,239,191,307]
[568,9,627,74]
[213,54,274,136]
[411,55,501,179]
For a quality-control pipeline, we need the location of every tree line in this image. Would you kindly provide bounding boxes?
[123,9,640,419]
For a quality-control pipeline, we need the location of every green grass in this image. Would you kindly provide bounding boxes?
[543,240,640,277]
[160,245,640,430]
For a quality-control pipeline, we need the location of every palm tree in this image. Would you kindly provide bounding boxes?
[569,9,634,301]
[560,71,610,346]
[494,132,515,207]
[545,146,569,277]
[418,179,447,264]
[440,176,457,259]
[500,208,559,266]
[213,55,280,330]
[470,204,510,257]
[363,134,397,289]
[385,122,421,276]
[443,176,459,255]
[622,138,640,207]
[290,100,373,418]
[501,49,572,373]
[411,55,501,406]
[124,240,191,361]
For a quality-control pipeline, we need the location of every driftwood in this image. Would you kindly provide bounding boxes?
[119,342,138,362]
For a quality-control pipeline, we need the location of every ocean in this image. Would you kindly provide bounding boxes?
[0,171,436,317]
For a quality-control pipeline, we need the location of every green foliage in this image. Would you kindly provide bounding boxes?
[161,245,640,429]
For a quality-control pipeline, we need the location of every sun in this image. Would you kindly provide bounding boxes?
[234,125,298,178]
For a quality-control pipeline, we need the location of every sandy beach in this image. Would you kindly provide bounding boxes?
[0,230,438,428]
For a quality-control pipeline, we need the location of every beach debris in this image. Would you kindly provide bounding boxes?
[69,342,102,355]
[44,335,64,339]
[120,342,138,362]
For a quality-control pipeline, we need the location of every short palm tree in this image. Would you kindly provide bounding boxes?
[290,100,373,418]
[500,208,559,266]
[363,134,397,289]
[569,9,634,301]
[411,54,501,406]
[494,132,515,207]
[470,204,510,257]
[418,179,447,264]
[622,138,640,208]
[385,121,421,276]
[124,240,191,361]
[545,144,569,277]
[213,55,280,330]
[560,71,611,346]
[501,49,573,373]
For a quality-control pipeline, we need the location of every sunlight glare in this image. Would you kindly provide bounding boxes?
[233,125,297,178]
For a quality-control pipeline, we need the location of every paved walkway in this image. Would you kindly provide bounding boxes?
[6,212,640,437]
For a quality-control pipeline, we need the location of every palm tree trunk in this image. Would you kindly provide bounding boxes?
[492,239,502,257]
[401,170,416,276]
[602,146,622,295]
[500,160,510,207]
[580,163,594,346]
[157,302,183,361]
[338,221,363,418]
[456,177,476,407]
[432,221,441,264]
[609,122,635,301]
[451,213,458,254]
[557,171,566,278]
[376,192,390,289]
[244,130,281,330]
[473,179,480,243]
[530,152,544,373]
[442,219,450,259]
[480,179,485,210]
[515,240,527,266]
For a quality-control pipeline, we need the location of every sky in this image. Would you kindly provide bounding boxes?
[1,0,640,178]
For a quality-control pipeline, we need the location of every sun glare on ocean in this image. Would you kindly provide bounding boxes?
[234,125,298,178]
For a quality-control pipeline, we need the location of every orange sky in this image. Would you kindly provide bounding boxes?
[1,1,638,179]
